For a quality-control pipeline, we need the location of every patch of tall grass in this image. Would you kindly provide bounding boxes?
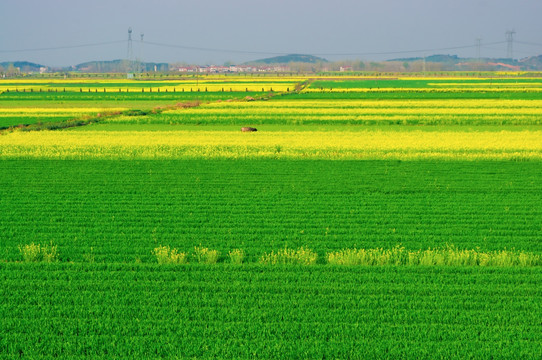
[326,246,406,266]
[327,246,542,267]
[18,242,58,263]
[153,245,188,264]
[259,247,318,265]
[228,249,245,264]
[193,246,220,264]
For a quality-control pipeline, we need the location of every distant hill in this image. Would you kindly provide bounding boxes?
[389,54,464,63]
[247,54,328,64]
[0,61,45,72]
[519,55,542,70]
[4,53,542,73]
[71,60,169,73]
[386,54,541,71]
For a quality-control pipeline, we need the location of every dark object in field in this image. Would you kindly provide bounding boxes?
[241,127,258,132]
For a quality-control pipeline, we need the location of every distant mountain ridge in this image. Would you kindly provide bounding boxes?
[0,61,45,72]
[389,54,542,71]
[519,55,542,70]
[3,54,542,72]
[71,60,169,73]
[0,60,169,73]
[246,54,328,64]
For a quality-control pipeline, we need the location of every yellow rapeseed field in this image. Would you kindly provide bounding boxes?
[302,87,542,93]
[166,99,542,116]
[0,108,126,114]
[0,77,301,93]
[192,99,542,109]
[1,129,541,160]
[145,99,542,126]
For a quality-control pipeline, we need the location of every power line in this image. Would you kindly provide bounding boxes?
[311,42,507,56]
[142,40,288,56]
[142,40,508,57]
[481,45,535,56]
[0,40,125,53]
[1,38,537,59]
[516,40,542,47]
[143,40,511,57]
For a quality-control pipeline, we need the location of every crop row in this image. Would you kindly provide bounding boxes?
[110,112,542,126]
[309,78,542,89]
[16,242,542,267]
[1,76,306,84]
[0,77,300,95]
[109,98,542,126]
[6,99,542,129]
[0,85,292,93]
[0,107,125,128]
[2,129,541,160]
[0,160,540,263]
[1,263,541,359]
[303,87,542,94]
[0,90,264,102]
[0,92,258,128]
[189,99,542,109]
[286,90,542,100]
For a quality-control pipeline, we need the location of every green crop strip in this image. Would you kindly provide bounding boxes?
[2,75,542,359]
[1,160,541,263]
[1,264,541,358]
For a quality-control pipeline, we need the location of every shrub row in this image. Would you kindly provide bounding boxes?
[149,245,542,267]
[17,243,542,267]
[326,245,541,267]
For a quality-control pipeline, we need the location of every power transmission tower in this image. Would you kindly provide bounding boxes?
[139,33,144,74]
[127,27,134,74]
[505,30,515,59]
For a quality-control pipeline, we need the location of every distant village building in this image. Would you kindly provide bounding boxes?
[175,64,290,73]
[177,66,198,73]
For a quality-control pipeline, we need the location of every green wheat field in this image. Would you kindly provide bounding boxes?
[1,74,542,359]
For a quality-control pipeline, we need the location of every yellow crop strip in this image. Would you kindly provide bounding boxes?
[1,130,541,160]
[0,77,300,92]
[152,99,542,126]
[302,87,542,93]
[0,108,126,114]
[169,106,542,116]
[197,99,542,108]
[428,82,542,87]
[0,85,293,93]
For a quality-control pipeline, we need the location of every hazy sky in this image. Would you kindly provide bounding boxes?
[1,0,542,66]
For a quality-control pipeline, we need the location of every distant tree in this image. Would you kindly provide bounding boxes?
[427,62,444,72]
[368,62,384,71]
[6,63,19,77]
[120,60,131,73]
